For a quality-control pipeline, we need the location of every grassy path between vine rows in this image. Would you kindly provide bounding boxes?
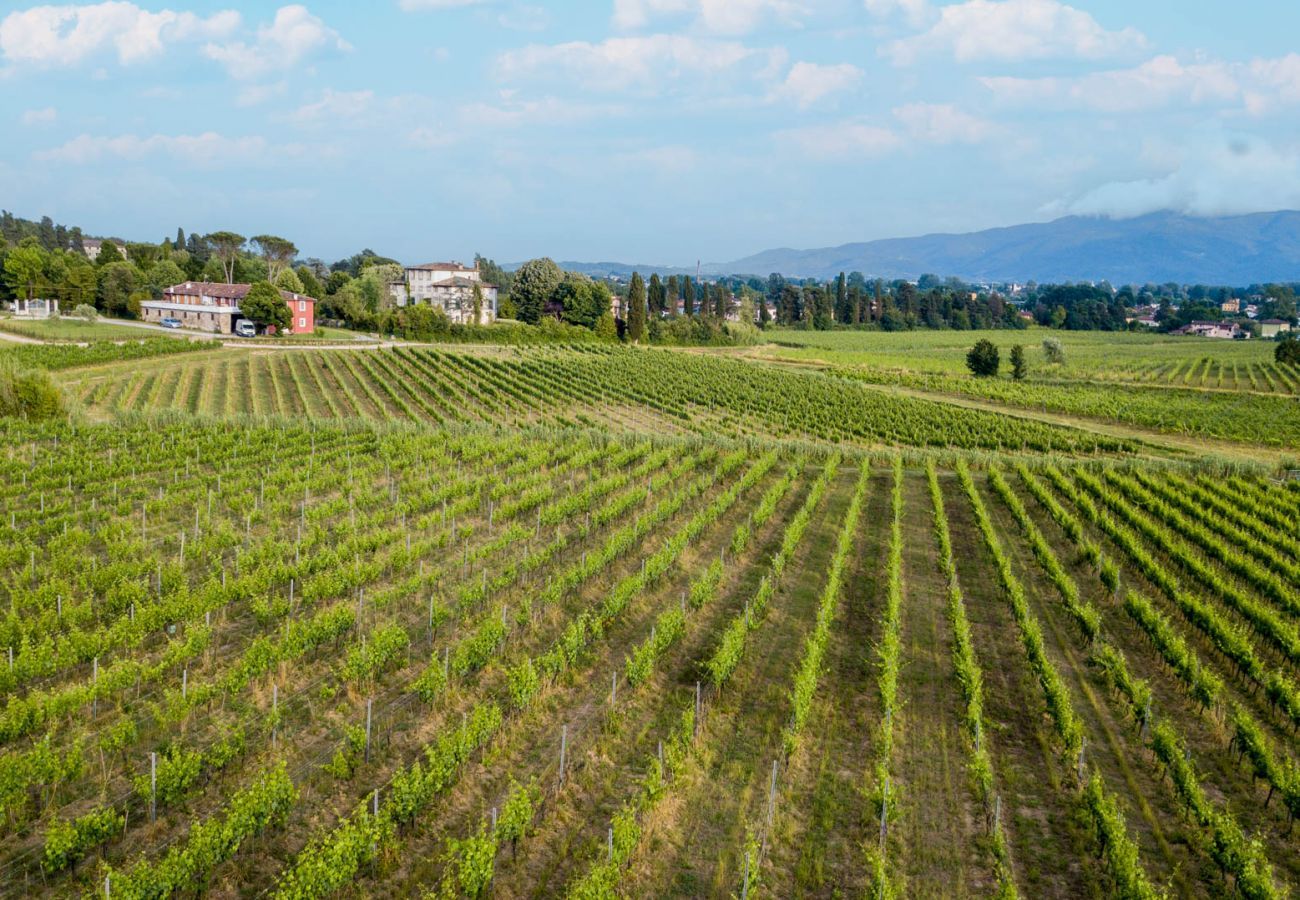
[979,473,1206,897]
[622,467,855,897]
[940,470,1098,898]
[759,465,884,899]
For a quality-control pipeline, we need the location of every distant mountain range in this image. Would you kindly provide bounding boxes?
[557,211,1300,285]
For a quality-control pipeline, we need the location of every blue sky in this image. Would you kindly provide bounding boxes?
[2,0,1299,266]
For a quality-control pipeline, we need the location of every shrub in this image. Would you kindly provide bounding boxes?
[70,303,98,321]
[1277,333,1300,367]
[1042,337,1065,365]
[0,357,64,421]
[1010,344,1027,380]
[966,339,1000,377]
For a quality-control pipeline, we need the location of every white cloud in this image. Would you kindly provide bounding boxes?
[399,0,488,8]
[203,5,349,79]
[775,121,902,160]
[893,102,991,143]
[885,0,1146,66]
[981,54,1300,115]
[289,89,375,123]
[499,34,787,93]
[1065,134,1300,219]
[21,106,57,125]
[408,126,457,149]
[613,0,812,35]
[236,81,288,107]
[774,61,862,107]
[616,144,698,173]
[0,2,239,67]
[33,131,283,166]
[459,94,622,127]
[863,0,931,28]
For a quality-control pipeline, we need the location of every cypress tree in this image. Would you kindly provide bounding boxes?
[683,276,695,317]
[714,282,727,319]
[627,271,647,342]
[648,273,664,318]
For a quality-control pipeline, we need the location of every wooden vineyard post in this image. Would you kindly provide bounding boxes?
[879,775,889,853]
[150,752,157,822]
[365,698,373,763]
[695,682,701,735]
[767,760,778,828]
[559,724,568,787]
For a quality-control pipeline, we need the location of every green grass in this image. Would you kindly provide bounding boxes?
[0,315,172,342]
[761,327,1277,377]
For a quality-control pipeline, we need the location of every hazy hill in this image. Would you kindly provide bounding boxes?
[706,211,1300,283]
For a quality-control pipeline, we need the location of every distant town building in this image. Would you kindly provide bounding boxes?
[82,239,127,261]
[388,261,498,324]
[1259,318,1293,339]
[1173,320,1240,339]
[1220,298,1241,314]
[144,282,316,334]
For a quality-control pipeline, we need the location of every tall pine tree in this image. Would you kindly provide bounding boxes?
[627,271,647,342]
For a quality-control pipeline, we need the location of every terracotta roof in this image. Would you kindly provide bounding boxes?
[408,262,475,272]
[163,282,318,304]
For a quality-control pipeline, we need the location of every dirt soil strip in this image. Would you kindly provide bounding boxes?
[939,468,1100,899]
[759,462,886,899]
[890,468,992,897]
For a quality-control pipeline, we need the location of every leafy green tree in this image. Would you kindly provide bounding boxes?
[594,311,617,340]
[251,235,298,282]
[206,231,245,284]
[627,271,647,342]
[1276,334,1300,367]
[966,339,1000,377]
[471,283,484,325]
[554,272,605,329]
[511,257,563,324]
[1010,344,1027,380]
[96,261,137,316]
[241,281,291,333]
[145,259,185,299]
[295,265,324,299]
[3,241,47,301]
[274,268,305,294]
[66,261,97,306]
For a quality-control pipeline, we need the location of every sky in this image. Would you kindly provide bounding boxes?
[2,0,1299,267]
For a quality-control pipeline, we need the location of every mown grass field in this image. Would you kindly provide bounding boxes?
[1,335,1297,899]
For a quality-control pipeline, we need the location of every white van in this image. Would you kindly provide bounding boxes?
[234,320,257,338]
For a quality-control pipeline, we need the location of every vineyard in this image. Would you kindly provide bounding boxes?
[66,346,1136,455]
[0,329,1297,898]
[0,405,1292,898]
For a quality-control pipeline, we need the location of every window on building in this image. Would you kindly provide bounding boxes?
[299,318,306,328]
[298,300,306,312]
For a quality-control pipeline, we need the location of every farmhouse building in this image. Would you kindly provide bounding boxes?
[81,239,127,261]
[1259,318,1293,339]
[1173,320,1240,339]
[388,261,499,325]
[143,282,316,334]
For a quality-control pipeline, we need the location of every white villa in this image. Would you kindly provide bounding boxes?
[388,261,499,325]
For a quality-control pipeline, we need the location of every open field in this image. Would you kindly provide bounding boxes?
[0,329,1297,899]
[0,317,186,344]
[762,327,1291,386]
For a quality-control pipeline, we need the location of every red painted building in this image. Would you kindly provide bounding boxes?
[143,282,316,334]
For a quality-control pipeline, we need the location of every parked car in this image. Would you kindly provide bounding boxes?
[160,317,182,329]
[234,320,257,338]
